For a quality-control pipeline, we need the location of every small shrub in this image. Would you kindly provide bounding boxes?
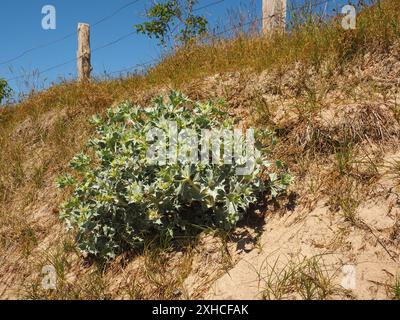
[0,78,12,104]
[134,0,208,46]
[57,91,291,259]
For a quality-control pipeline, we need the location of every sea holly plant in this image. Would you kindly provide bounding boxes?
[57,91,292,260]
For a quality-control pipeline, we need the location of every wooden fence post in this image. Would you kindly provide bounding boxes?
[77,23,91,82]
[262,0,287,35]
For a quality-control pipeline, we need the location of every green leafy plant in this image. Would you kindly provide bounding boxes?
[57,91,291,259]
[0,78,12,104]
[134,0,208,46]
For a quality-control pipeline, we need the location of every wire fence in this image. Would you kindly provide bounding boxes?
[2,0,366,84]
[0,0,142,66]
[105,0,345,78]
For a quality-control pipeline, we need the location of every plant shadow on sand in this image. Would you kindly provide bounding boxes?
[232,191,299,254]
[83,190,299,273]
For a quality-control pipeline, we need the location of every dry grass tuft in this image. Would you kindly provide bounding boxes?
[257,255,346,300]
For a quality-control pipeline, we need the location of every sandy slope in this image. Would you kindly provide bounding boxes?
[1,45,400,299]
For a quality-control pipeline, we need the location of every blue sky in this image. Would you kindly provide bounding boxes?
[0,0,358,99]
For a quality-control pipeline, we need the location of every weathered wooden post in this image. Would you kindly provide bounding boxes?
[262,0,287,35]
[77,23,91,82]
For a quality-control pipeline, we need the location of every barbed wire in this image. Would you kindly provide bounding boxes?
[194,0,226,12]
[107,60,158,76]
[105,0,235,77]
[5,29,142,82]
[105,0,342,77]
[290,0,333,11]
[0,0,142,66]
[209,0,341,38]
[5,0,228,82]
[5,0,357,82]
[91,0,142,27]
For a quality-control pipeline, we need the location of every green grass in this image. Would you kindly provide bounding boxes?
[393,275,400,300]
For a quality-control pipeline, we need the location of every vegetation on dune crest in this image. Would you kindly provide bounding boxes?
[1,1,399,127]
[57,91,291,259]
